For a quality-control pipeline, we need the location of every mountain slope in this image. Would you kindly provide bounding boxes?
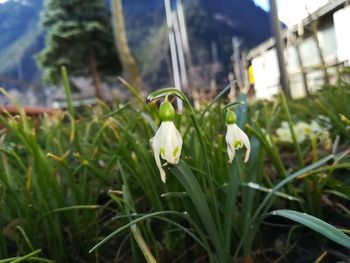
[0,0,271,90]
[0,0,43,87]
[124,0,271,88]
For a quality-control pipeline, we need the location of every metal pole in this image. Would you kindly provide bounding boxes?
[269,0,291,98]
[173,12,189,92]
[176,0,194,98]
[16,56,23,81]
[164,0,183,111]
[232,37,243,90]
[295,38,310,96]
[176,0,191,60]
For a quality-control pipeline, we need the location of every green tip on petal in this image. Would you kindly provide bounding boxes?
[234,140,243,149]
[226,110,236,124]
[159,101,175,121]
[173,146,179,157]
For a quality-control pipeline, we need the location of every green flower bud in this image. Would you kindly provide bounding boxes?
[8,118,18,130]
[159,101,175,121]
[226,110,236,124]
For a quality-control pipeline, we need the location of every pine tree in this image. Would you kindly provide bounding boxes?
[37,0,122,98]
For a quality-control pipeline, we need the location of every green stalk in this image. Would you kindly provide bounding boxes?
[0,249,41,263]
[280,92,304,167]
[61,66,81,153]
[223,159,240,253]
[61,66,75,119]
[16,226,35,251]
[130,225,158,263]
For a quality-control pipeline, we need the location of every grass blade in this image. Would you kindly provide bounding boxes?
[130,225,157,263]
[270,209,350,249]
[255,154,334,219]
[170,161,226,261]
[89,211,190,253]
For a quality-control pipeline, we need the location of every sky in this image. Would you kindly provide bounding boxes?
[254,0,330,27]
[253,0,270,11]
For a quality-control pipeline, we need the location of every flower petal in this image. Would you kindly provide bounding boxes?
[227,144,235,163]
[226,124,236,162]
[225,124,234,145]
[163,122,176,163]
[232,124,244,149]
[159,122,168,159]
[151,132,166,183]
[173,125,183,164]
[237,126,251,163]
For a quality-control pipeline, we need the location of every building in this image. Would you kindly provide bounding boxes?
[247,0,350,99]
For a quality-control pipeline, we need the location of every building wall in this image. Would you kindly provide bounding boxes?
[252,23,340,99]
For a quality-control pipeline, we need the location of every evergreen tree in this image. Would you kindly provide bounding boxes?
[37,0,122,98]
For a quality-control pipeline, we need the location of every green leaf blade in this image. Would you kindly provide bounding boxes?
[271,209,350,249]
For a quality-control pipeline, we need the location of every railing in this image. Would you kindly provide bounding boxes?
[0,106,54,116]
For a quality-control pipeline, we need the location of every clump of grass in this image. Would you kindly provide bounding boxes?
[1,74,350,262]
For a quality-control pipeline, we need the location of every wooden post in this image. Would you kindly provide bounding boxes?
[89,50,102,99]
[269,0,291,98]
[111,0,141,91]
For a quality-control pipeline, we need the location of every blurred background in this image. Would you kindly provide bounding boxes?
[1,2,350,262]
[0,0,349,107]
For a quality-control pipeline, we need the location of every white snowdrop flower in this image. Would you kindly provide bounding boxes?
[275,125,293,143]
[293,121,310,142]
[150,101,182,183]
[309,120,332,149]
[310,120,323,135]
[276,119,332,148]
[281,121,289,129]
[225,111,251,163]
[319,130,332,149]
